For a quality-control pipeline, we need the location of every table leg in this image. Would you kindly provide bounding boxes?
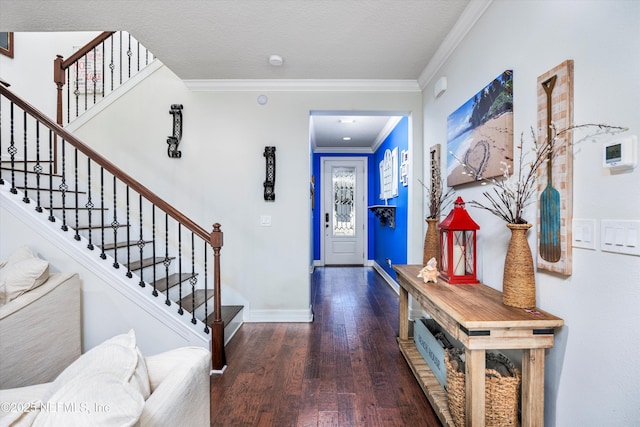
[522,348,545,427]
[399,286,409,340]
[465,348,485,427]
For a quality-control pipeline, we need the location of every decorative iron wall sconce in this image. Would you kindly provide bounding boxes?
[167,104,183,158]
[263,146,276,201]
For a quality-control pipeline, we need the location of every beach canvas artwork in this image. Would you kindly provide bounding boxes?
[447,71,514,187]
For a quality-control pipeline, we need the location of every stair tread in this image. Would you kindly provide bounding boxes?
[127,256,175,271]
[12,185,86,194]
[179,289,210,309]
[206,305,243,327]
[101,240,152,250]
[151,272,197,292]
[47,206,109,210]
[73,223,130,230]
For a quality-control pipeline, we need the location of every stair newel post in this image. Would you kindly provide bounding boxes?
[53,54,65,174]
[210,223,226,371]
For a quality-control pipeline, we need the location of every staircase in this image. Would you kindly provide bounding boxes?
[0,78,241,371]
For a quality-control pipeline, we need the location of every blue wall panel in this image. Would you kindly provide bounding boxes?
[372,117,408,278]
[312,153,374,261]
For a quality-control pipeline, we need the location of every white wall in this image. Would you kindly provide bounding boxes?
[422,1,639,425]
[68,66,423,321]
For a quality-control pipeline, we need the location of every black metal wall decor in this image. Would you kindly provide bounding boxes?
[167,104,183,158]
[263,146,276,201]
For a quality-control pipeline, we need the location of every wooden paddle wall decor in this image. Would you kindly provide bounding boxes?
[536,60,574,275]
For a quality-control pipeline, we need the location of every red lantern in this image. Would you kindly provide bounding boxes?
[439,197,480,284]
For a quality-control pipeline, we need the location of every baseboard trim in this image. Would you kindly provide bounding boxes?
[372,261,399,295]
[245,305,314,323]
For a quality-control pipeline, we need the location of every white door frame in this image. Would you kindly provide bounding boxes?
[319,156,368,265]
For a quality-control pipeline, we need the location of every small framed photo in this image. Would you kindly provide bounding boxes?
[0,32,14,58]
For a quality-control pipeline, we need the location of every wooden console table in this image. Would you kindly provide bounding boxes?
[394,265,563,427]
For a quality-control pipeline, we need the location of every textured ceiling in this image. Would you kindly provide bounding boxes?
[0,0,473,150]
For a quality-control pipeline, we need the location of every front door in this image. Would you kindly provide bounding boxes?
[322,158,366,265]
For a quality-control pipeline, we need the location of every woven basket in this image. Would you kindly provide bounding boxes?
[445,349,521,427]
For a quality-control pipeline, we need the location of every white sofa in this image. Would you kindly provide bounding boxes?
[0,247,211,426]
[0,331,211,427]
[0,271,81,389]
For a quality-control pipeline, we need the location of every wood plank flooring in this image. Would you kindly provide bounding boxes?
[210,267,442,426]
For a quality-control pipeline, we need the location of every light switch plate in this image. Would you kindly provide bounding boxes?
[600,219,640,256]
[572,219,596,250]
[260,215,272,227]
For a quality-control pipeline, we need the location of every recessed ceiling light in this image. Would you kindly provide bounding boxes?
[340,119,355,124]
[342,137,352,141]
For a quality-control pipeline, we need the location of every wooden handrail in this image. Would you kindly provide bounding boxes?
[0,84,210,243]
[61,31,115,70]
[2,82,226,369]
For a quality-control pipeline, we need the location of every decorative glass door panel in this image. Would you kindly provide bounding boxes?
[332,167,356,237]
[322,158,366,265]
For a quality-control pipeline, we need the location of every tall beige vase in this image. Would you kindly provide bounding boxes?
[502,223,536,308]
[423,218,440,266]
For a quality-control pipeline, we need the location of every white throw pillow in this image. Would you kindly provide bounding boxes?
[31,371,145,427]
[0,246,50,305]
[33,330,150,426]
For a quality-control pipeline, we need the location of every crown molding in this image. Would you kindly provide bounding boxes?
[371,116,403,152]
[418,0,493,90]
[184,79,420,92]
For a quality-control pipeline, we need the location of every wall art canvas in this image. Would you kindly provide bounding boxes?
[447,70,513,187]
[536,60,574,275]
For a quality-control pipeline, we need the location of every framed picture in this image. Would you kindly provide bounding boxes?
[0,32,13,58]
[446,70,513,186]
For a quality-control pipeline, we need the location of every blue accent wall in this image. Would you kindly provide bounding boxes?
[372,117,408,278]
[312,153,374,261]
[311,116,408,278]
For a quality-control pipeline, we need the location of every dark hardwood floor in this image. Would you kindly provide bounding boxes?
[210,266,442,426]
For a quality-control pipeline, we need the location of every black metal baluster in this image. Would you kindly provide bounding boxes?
[101,42,106,99]
[34,122,43,212]
[92,47,97,106]
[59,139,68,231]
[119,31,123,85]
[190,233,197,325]
[164,213,171,306]
[86,158,94,250]
[112,176,119,268]
[127,33,132,79]
[22,111,29,203]
[138,195,146,287]
[177,224,183,315]
[83,54,88,113]
[203,241,209,333]
[152,205,158,296]
[110,36,115,92]
[137,40,140,72]
[47,130,55,222]
[100,167,106,259]
[126,186,132,278]
[66,68,70,125]
[74,63,79,119]
[73,148,80,240]
[8,102,16,193]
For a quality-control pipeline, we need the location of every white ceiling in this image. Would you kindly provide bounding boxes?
[0,0,476,151]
